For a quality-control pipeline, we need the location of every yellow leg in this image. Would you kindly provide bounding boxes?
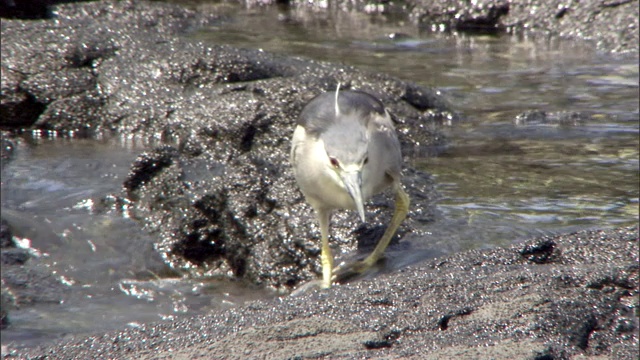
[334,184,410,282]
[363,184,410,266]
[317,209,333,289]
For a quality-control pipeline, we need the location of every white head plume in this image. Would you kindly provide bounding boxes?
[334,82,341,116]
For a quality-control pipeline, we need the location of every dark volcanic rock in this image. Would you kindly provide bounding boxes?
[1,265,67,307]
[0,218,13,248]
[0,217,69,331]
[0,1,96,20]
[16,226,639,359]
[1,0,638,358]
[1,0,452,289]
[0,0,52,19]
[284,0,639,53]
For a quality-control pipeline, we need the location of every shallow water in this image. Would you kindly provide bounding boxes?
[2,2,638,351]
[1,136,276,350]
[194,4,638,250]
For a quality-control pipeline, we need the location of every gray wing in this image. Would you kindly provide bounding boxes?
[370,110,402,181]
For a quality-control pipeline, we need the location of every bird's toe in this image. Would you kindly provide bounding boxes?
[332,257,385,284]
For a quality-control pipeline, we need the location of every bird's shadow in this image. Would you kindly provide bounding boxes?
[352,223,408,249]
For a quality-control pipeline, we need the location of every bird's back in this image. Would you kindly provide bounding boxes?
[298,90,386,137]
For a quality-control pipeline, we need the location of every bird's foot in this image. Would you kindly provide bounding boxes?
[332,257,385,284]
[290,279,329,296]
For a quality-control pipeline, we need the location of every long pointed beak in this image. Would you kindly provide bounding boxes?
[341,171,365,222]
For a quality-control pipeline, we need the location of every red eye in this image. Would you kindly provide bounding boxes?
[329,157,340,168]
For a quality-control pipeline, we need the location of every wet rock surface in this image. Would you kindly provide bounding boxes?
[282,0,639,53]
[1,0,638,358]
[412,0,638,53]
[0,216,69,332]
[13,226,639,359]
[1,0,451,291]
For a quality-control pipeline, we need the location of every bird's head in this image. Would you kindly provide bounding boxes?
[320,112,369,222]
[298,85,388,222]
